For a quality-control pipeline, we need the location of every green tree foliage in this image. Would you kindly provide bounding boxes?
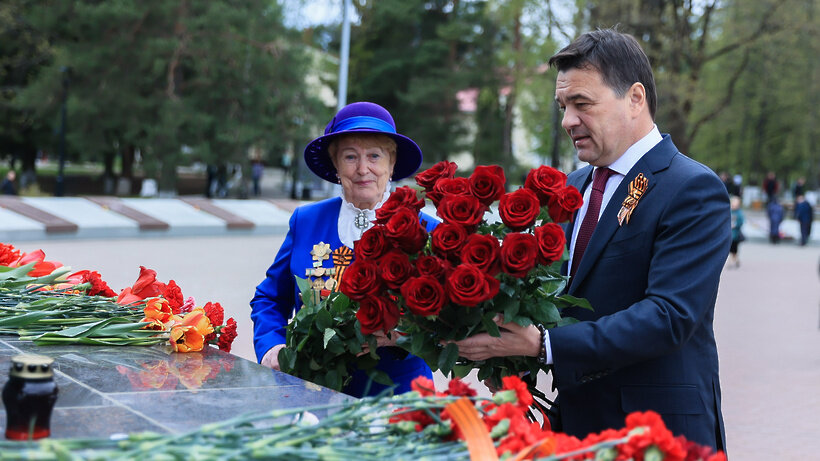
[4,0,322,195]
[691,0,819,189]
[347,0,478,166]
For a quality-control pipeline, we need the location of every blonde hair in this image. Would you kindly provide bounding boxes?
[328,133,397,165]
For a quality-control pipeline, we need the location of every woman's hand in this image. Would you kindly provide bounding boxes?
[451,315,541,361]
[357,330,398,356]
[261,344,286,370]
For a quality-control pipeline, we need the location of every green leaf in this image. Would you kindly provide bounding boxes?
[322,328,337,349]
[452,364,473,378]
[0,310,62,327]
[278,347,296,372]
[481,313,501,337]
[437,342,459,375]
[558,294,594,311]
[314,308,332,332]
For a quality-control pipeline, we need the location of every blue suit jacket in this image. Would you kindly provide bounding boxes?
[251,197,436,397]
[552,135,730,451]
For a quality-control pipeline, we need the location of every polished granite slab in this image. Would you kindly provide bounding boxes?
[0,338,352,439]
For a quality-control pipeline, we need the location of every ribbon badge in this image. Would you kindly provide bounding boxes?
[617,173,648,226]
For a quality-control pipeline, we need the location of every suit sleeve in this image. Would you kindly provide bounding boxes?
[250,210,299,363]
[550,167,731,389]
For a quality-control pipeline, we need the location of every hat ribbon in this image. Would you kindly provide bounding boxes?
[331,116,396,134]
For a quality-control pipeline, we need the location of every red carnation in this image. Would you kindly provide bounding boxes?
[203,301,225,327]
[548,185,583,223]
[375,186,425,224]
[415,160,457,191]
[499,188,541,231]
[67,270,117,297]
[525,165,568,205]
[162,280,185,314]
[500,232,538,278]
[217,318,238,352]
[469,165,506,206]
[0,243,21,266]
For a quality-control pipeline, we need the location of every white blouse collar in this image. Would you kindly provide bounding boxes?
[337,189,391,249]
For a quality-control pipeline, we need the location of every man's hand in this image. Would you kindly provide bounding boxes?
[452,315,541,361]
[261,344,286,370]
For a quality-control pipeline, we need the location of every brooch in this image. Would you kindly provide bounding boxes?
[617,173,648,226]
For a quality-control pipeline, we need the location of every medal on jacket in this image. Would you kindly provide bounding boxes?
[617,173,648,226]
[306,242,335,304]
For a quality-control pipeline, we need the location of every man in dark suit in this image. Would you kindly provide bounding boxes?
[455,29,730,451]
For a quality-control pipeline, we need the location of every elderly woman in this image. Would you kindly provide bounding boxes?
[251,102,436,397]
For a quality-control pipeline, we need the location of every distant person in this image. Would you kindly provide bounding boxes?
[252,160,264,197]
[720,171,732,194]
[728,195,745,267]
[732,174,743,198]
[763,171,779,203]
[793,177,806,199]
[767,197,784,244]
[794,194,813,246]
[1,171,17,195]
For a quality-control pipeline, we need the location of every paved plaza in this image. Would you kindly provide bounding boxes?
[3,223,816,459]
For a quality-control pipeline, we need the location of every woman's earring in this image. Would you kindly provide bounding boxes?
[335,173,340,183]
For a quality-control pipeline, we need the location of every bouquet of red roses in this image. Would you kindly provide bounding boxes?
[340,161,591,388]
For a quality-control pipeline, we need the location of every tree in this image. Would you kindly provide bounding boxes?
[7,0,321,196]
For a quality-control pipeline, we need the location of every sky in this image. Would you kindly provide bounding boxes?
[282,0,359,29]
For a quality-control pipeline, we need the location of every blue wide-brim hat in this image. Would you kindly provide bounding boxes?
[304,102,423,183]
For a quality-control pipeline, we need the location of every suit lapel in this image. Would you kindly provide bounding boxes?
[568,135,677,294]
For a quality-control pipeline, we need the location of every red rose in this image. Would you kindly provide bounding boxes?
[415,255,452,281]
[534,223,566,265]
[437,194,486,230]
[385,207,427,254]
[378,248,414,290]
[461,233,501,275]
[500,232,538,278]
[525,166,567,205]
[547,185,583,223]
[339,260,382,301]
[401,275,447,317]
[375,186,425,224]
[430,223,468,260]
[357,295,400,334]
[469,165,506,206]
[416,160,457,191]
[162,280,184,314]
[446,263,500,307]
[427,177,471,207]
[499,188,541,231]
[354,225,390,260]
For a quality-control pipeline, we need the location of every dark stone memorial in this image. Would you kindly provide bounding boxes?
[0,338,352,439]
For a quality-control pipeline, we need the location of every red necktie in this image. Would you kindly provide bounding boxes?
[571,167,613,278]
